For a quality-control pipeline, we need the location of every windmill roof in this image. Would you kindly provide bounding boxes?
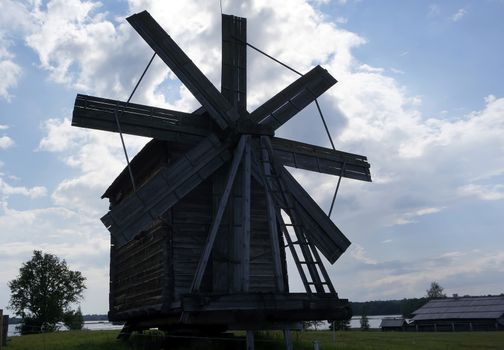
[412,296,504,321]
[380,318,406,328]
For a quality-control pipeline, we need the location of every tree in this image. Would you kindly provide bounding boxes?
[63,306,84,330]
[330,317,351,331]
[8,250,86,334]
[400,297,428,318]
[360,308,370,331]
[303,320,324,331]
[426,281,446,299]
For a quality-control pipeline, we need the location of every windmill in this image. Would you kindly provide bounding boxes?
[72,10,371,346]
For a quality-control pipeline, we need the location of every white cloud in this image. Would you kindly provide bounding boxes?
[39,118,147,215]
[428,4,441,18]
[0,38,22,101]
[0,178,46,198]
[458,184,504,201]
[0,124,9,130]
[451,8,467,22]
[391,206,444,226]
[0,136,14,149]
[350,243,377,265]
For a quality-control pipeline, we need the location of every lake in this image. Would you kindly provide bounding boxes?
[8,315,403,336]
[8,321,123,337]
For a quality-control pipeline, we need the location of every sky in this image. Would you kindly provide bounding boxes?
[0,0,503,315]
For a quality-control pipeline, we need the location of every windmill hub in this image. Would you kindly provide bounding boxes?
[233,117,275,137]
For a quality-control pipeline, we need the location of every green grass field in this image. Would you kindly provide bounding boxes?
[6,330,504,350]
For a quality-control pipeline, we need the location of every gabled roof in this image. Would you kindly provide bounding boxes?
[380,318,406,328]
[412,296,504,321]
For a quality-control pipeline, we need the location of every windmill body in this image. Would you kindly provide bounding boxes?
[72,11,371,335]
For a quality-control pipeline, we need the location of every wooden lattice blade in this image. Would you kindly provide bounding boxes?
[252,139,350,264]
[221,14,247,113]
[249,66,337,129]
[276,166,351,264]
[72,94,212,144]
[101,134,232,247]
[272,137,372,182]
[127,11,238,130]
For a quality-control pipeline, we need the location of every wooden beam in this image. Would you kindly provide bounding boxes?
[249,66,336,129]
[72,94,210,144]
[283,329,293,350]
[190,135,248,292]
[272,137,372,182]
[246,330,255,350]
[221,15,247,113]
[241,137,251,292]
[279,167,350,264]
[250,147,285,292]
[102,134,232,246]
[127,11,238,129]
[261,137,351,264]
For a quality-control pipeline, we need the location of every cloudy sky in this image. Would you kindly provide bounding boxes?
[1,0,503,314]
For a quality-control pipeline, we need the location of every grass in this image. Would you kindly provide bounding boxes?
[6,329,504,350]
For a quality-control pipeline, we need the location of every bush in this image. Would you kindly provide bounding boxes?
[63,307,84,330]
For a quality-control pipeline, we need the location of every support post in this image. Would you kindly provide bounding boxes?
[241,137,251,291]
[283,329,293,350]
[1,315,6,347]
[246,330,255,350]
[0,309,3,350]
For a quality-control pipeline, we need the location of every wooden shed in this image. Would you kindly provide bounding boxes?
[379,318,406,331]
[411,295,504,332]
[101,137,351,331]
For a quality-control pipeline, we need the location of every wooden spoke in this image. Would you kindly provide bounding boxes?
[272,137,371,182]
[261,137,351,264]
[102,134,232,247]
[72,94,210,144]
[221,14,247,113]
[127,11,239,129]
[249,66,336,129]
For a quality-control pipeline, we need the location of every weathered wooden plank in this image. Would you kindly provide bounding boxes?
[279,167,350,264]
[102,135,231,246]
[241,138,251,292]
[252,146,285,292]
[72,94,210,144]
[249,66,336,129]
[272,137,372,182]
[190,135,248,292]
[258,137,350,264]
[221,15,247,113]
[127,10,238,129]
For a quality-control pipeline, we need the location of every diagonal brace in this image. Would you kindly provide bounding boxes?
[190,135,249,292]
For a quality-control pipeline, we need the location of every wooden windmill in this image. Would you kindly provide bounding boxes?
[72,10,371,342]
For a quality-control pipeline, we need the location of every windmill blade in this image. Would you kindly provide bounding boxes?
[276,166,351,263]
[127,10,238,129]
[72,94,211,144]
[249,66,336,129]
[259,137,350,264]
[101,134,232,247]
[272,137,371,182]
[221,14,247,113]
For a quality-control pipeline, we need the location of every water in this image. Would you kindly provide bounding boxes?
[350,315,403,329]
[8,321,123,337]
[7,315,404,336]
